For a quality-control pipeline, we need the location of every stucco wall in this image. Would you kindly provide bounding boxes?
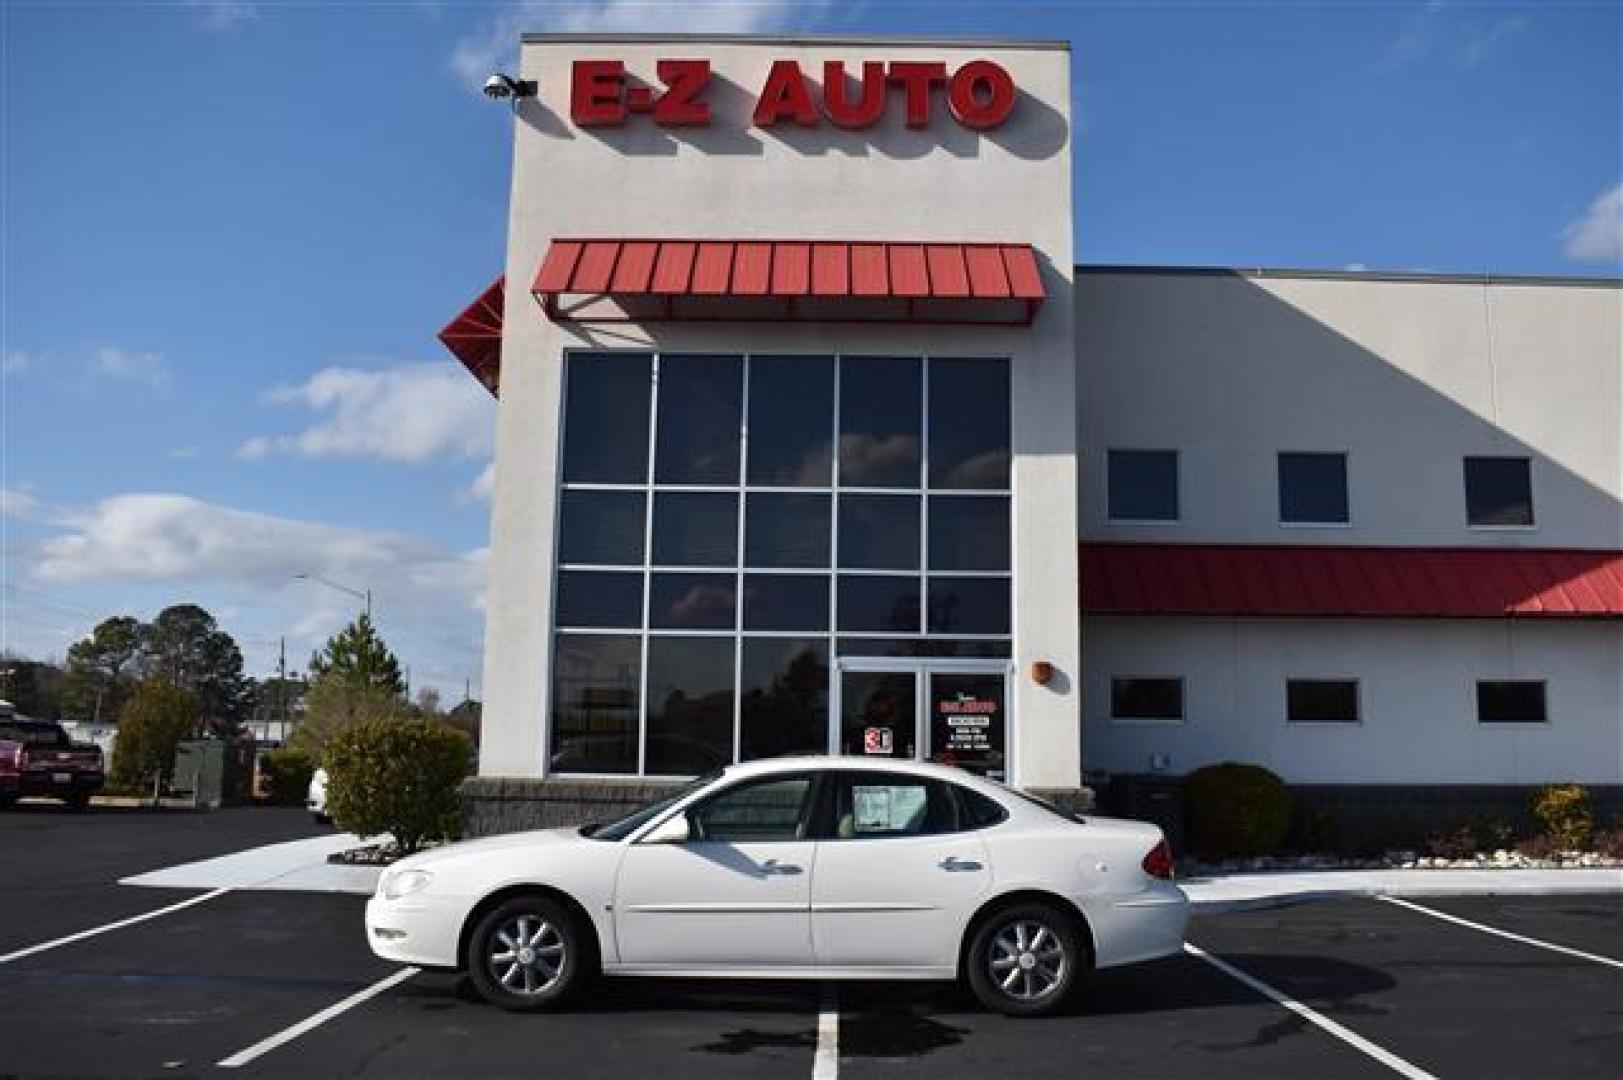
[1081,615,1623,785]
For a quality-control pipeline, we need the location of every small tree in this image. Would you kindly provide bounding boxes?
[289,676,399,761]
[308,614,406,698]
[324,718,471,853]
[112,681,201,799]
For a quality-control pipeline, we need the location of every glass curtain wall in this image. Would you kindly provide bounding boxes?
[550,352,1012,776]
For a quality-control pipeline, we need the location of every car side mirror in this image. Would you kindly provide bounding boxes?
[641,813,692,845]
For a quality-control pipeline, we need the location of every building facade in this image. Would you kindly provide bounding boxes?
[443,34,1622,837]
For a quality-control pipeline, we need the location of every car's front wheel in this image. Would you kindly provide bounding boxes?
[965,902,1085,1016]
[465,895,590,1011]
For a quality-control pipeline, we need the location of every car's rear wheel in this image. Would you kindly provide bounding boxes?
[465,895,589,1011]
[965,902,1084,1016]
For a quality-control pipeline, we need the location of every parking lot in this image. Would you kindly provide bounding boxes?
[1,806,1618,1079]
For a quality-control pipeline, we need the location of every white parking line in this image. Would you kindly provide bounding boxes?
[217,966,420,1069]
[1183,942,1438,1080]
[0,887,231,965]
[812,984,838,1080]
[1379,895,1623,969]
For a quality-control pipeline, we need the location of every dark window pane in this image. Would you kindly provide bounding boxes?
[1286,680,1358,723]
[1111,677,1184,720]
[837,575,921,633]
[1108,450,1178,522]
[748,356,834,486]
[838,494,921,569]
[550,634,641,774]
[743,575,829,631]
[655,354,742,484]
[745,493,830,568]
[692,775,813,842]
[645,637,735,775]
[649,573,736,630]
[839,357,921,487]
[836,638,1011,658]
[929,672,1006,779]
[562,353,651,483]
[1279,453,1349,524]
[740,638,829,760]
[652,492,737,566]
[929,495,1010,571]
[839,673,918,758]
[1465,457,1534,526]
[1477,681,1547,723]
[955,786,1009,829]
[555,571,642,628]
[929,357,1010,489]
[927,577,1010,635]
[559,490,645,565]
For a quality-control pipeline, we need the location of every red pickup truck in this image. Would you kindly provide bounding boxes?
[0,716,105,810]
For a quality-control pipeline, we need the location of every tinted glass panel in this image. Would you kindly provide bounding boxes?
[929,357,1010,489]
[644,637,734,775]
[1111,677,1184,720]
[1477,681,1547,723]
[839,672,917,758]
[743,574,829,631]
[837,777,957,837]
[1279,453,1349,524]
[745,493,830,568]
[550,634,641,773]
[836,637,1012,658]
[929,672,1006,778]
[555,571,643,629]
[839,357,921,487]
[562,353,651,483]
[652,492,738,566]
[748,356,834,486]
[955,786,1009,829]
[837,576,921,633]
[740,638,828,760]
[838,495,921,569]
[1465,457,1534,526]
[1287,680,1358,723]
[559,490,646,566]
[1108,450,1178,522]
[692,776,813,842]
[929,495,1010,571]
[649,573,736,630]
[927,577,1010,635]
[655,354,742,485]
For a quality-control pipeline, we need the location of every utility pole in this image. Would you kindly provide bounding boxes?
[277,637,288,744]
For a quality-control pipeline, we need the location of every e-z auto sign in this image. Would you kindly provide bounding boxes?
[570,58,1018,130]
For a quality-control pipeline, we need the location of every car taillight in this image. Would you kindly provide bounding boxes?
[1142,838,1175,880]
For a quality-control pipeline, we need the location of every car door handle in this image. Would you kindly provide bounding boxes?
[938,856,983,872]
[761,859,803,875]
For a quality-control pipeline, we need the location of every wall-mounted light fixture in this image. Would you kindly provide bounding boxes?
[1030,660,1055,686]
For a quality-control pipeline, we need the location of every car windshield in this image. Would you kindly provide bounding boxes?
[582,770,723,841]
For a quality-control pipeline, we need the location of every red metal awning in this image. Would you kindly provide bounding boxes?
[532,239,1047,325]
[1080,544,1623,618]
[439,277,504,397]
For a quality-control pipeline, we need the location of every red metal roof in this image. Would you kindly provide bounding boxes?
[1080,544,1623,618]
[532,239,1046,325]
[438,277,503,397]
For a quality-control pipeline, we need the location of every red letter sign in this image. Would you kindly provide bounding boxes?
[822,60,886,129]
[654,59,711,125]
[886,61,949,128]
[571,59,626,126]
[947,60,1016,130]
[753,59,819,126]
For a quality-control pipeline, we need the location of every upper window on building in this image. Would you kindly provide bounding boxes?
[1476,681,1547,724]
[1107,450,1178,522]
[1464,457,1534,527]
[1278,452,1349,525]
[1110,677,1184,722]
[1286,679,1359,723]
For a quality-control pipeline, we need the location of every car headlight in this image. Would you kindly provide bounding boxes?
[381,868,434,900]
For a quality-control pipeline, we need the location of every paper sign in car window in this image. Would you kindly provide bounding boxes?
[853,784,928,832]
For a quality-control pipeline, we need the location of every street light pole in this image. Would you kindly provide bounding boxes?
[293,573,372,619]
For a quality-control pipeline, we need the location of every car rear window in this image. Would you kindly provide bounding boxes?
[0,722,67,747]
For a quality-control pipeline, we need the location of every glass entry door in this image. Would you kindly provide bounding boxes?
[836,659,1009,779]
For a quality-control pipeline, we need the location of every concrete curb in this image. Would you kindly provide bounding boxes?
[1183,867,1623,913]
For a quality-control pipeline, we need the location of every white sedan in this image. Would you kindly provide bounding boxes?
[365,757,1187,1016]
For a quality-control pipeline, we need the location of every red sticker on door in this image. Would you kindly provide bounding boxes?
[863,727,894,754]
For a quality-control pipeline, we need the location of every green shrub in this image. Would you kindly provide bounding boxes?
[1184,762,1293,859]
[1531,784,1593,851]
[1286,805,1340,854]
[324,718,471,853]
[111,681,201,793]
[259,747,316,806]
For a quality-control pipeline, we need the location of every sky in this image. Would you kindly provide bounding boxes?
[2,0,1620,698]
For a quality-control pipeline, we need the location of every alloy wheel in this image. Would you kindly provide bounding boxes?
[986,918,1068,1002]
[486,914,566,996]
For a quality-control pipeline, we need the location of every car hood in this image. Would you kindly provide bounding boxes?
[391,826,586,872]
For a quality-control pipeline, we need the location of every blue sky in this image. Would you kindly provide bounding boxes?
[3,0,1619,697]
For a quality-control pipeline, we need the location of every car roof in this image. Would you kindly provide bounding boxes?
[720,755,1004,787]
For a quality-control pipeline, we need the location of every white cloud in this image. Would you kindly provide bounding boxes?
[1,487,43,521]
[462,461,497,504]
[241,362,494,464]
[188,0,259,31]
[1383,1,1528,70]
[2,351,34,379]
[1560,182,1623,263]
[1344,262,1369,272]
[90,346,171,388]
[449,0,831,87]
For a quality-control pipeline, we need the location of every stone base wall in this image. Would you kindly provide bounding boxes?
[462,775,1096,837]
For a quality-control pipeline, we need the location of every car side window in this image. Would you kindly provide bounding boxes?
[689,775,814,843]
[952,785,1009,830]
[832,773,958,839]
